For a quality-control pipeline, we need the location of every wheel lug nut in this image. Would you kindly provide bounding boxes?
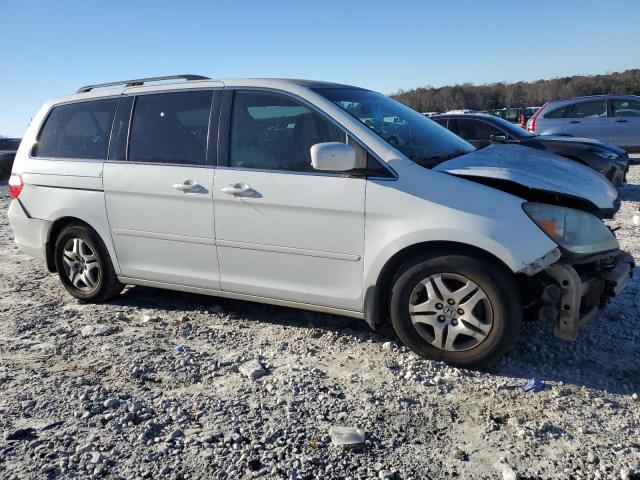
[457,308,464,315]
[447,299,455,305]
[451,319,458,326]
[435,303,443,309]
[437,315,445,322]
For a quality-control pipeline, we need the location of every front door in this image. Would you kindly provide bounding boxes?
[212,90,366,311]
[104,89,221,289]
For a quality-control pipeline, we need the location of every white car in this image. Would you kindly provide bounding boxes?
[7,75,634,368]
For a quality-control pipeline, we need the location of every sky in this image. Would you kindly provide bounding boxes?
[1,0,639,137]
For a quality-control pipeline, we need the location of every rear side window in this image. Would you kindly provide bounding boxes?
[570,100,606,118]
[432,118,448,128]
[33,98,118,159]
[611,99,640,117]
[455,119,501,140]
[128,91,212,165]
[0,138,20,150]
[543,106,570,119]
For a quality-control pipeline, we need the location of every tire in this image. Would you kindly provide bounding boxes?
[389,251,521,369]
[54,223,124,303]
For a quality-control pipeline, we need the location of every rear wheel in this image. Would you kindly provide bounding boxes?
[54,224,124,302]
[389,252,521,369]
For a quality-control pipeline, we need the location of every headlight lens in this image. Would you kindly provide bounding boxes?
[523,203,618,255]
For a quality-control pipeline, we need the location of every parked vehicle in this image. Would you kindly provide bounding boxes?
[432,113,629,186]
[527,95,640,153]
[0,138,21,178]
[489,107,540,127]
[7,76,634,368]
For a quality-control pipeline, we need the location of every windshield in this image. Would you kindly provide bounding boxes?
[486,115,535,138]
[315,88,475,168]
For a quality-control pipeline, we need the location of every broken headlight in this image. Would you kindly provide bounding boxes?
[523,203,619,255]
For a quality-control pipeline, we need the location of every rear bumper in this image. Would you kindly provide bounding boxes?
[7,199,50,261]
[536,250,634,340]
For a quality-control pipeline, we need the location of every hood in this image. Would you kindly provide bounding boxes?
[434,144,619,215]
[533,135,627,155]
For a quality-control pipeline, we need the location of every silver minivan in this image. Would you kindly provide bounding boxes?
[527,94,640,152]
[7,75,634,369]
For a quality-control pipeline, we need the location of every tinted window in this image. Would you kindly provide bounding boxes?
[230,91,343,172]
[455,119,502,140]
[432,118,448,128]
[544,106,570,118]
[571,100,606,119]
[316,88,475,169]
[34,99,118,159]
[128,91,212,165]
[612,99,640,117]
[0,138,20,150]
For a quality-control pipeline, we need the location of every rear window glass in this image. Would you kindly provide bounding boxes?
[0,138,20,150]
[455,119,502,140]
[543,106,570,118]
[570,100,606,118]
[128,91,212,165]
[33,99,118,159]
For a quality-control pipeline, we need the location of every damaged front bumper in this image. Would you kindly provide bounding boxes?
[534,250,635,340]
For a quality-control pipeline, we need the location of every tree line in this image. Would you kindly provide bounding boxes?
[391,69,640,112]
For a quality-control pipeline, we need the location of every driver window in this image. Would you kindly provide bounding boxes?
[230,91,344,172]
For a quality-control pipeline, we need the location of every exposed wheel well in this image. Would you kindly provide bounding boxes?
[45,217,95,272]
[365,241,515,329]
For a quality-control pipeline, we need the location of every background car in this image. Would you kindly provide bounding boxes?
[432,113,629,186]
[0,138,21,179]
[526,94,640,153]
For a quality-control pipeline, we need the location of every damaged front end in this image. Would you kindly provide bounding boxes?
[434,143,634,340]
[523,250,634,340]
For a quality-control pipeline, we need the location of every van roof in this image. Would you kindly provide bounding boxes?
[77,75,360,93]
[49,76,363,105]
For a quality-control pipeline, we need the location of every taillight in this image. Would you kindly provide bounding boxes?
[527,102,547,133]
[8,174,24,199]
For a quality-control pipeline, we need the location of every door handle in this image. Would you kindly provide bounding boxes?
[221,183,259,198]
[172,180,204,193]
[614,119,629,123]
[569,120,580,124]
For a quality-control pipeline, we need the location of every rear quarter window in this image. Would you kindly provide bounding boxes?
[33,98,119,159]
[543,105,571,119]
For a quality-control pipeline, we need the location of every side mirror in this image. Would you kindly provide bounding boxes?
[490,134,508,143]
[310,142,356,172]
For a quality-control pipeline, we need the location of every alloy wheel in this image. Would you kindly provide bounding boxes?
[61,238,100,291]
[408,273,493,352]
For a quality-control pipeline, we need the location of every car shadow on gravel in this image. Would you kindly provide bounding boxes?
[619,181,640,201]
[107,285,383,336]
[108,278,639,395]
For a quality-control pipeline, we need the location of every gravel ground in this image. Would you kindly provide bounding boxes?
[0,167,639,480]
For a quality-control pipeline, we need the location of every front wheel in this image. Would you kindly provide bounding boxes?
[54,224,124,302]
[389,252,522,369]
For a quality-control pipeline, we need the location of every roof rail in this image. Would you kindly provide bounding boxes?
[76,74,211,93]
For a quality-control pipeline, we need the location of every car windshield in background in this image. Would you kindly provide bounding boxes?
[315,88,475,168]
[486,115,536,138]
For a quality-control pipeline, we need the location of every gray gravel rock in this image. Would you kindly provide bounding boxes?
[238,359,268,379]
